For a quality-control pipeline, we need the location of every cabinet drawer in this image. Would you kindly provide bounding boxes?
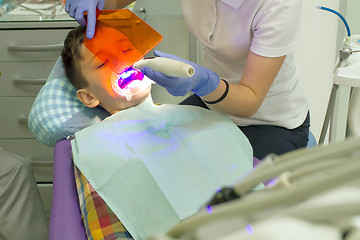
[0,139,53,182]
[0,29,72,62]
[0,61,55,96]
[0,97,35,138]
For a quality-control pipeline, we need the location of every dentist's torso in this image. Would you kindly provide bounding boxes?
[181,0,308,129]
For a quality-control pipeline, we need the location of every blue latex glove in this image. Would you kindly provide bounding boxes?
[141,51,220,97]
[65,0,105,39]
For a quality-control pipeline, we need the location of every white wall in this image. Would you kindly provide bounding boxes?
[296,0,342,140]
[346,0,360,35]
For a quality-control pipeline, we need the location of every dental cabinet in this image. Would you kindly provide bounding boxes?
[0,0,77,219]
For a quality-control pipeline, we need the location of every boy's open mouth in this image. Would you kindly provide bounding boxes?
[117,68,144,89]
[111,68,152,100]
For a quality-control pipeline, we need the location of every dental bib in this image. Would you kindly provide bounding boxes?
[71,98,253,240]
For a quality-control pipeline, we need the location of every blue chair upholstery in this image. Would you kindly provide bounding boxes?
[307,131,317,147]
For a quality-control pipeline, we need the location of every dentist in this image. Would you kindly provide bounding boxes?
[65,0,310,160]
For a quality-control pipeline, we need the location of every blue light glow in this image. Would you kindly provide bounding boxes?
[245,225,253,235]
[266,178,278,187]
[117,68,144,89]
[120,69,132,79]
[230,164,238,170]
[206,206,213,214]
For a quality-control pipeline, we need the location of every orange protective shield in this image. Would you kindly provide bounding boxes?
[84,9,163,74]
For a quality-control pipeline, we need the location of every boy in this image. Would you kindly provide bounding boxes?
[61,25,254,240]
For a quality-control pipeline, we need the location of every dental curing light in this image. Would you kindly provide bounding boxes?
[111,68,153,101]
[133,57,195,78]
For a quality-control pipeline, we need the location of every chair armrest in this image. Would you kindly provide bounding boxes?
[49,139,87,240]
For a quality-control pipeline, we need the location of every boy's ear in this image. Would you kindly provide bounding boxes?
[76,89,100,108]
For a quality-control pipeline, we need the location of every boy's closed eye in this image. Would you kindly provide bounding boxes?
[96,59,109,69]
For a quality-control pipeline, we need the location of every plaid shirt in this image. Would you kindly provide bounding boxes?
[74,166,133,240]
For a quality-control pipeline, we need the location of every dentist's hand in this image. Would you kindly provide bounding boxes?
[141,51,220,97]
[65,0,105,39]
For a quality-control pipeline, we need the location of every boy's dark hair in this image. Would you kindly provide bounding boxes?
[61,25,88,90]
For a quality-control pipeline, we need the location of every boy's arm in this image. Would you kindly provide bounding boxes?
[104,0,136,10]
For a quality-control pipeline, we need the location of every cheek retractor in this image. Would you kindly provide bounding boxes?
[111,68,153,101]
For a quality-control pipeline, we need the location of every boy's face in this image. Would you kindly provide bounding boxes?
[85,26,142,74]
[77,44,151,115]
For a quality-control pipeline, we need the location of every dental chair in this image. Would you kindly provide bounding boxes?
[29,58,316,240]
[49,138,262,240]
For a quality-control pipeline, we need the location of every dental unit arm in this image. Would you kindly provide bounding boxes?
[133,57,195,78]
[164,137,360,240]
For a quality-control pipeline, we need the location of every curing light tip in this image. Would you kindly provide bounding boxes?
[111,67,152,101]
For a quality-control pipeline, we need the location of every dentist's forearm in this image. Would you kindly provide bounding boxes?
[201,81,261,118]
[202,52,286,118]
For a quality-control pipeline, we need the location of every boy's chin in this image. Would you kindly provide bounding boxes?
[108,86,151,114]
[128,85,151,101]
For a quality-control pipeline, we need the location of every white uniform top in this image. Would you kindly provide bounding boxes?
[181,0,308,129]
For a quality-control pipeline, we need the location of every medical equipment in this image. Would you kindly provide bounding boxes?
[317,6,360,143]
[318,6,351,38]
[114,55,196,100]
[111,57,195,101]
[49,135,360,240]
[140,51,219,97]
[133,57,195,78]
[148,137,360,240]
